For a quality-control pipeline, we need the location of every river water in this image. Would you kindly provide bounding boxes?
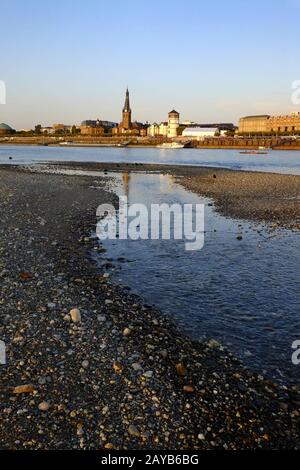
[99,172,300,387]
[1,144,300,174]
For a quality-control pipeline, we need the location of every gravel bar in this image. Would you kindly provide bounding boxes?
[0,165,300,450]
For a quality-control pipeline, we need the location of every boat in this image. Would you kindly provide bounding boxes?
[156,142,185,149]
[239,150,268,155]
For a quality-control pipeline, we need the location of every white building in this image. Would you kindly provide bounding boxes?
[167,109,180,138]
[147,121,168,137]
[182,127,221,139]
[159,122,168,137]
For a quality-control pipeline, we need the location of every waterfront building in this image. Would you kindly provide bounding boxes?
[122,87,131,130]
[238,112,300,134]
[238,115,270,134]
[147,121,168,137]
[52,123,72,134]
[182,127,221,139]
[167,109,180,138]
[41,126,56,135]
[0,123,15,136]
[113,88,147,136]
[159,122,168,137]
[80,119,117,135]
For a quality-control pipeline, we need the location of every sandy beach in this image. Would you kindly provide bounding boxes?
[0,164,300,450]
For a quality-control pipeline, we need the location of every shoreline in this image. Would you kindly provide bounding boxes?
[2,141,300,151]
[0,165,300,449]
[36,161,300,231]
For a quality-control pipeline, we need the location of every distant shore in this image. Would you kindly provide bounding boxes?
[0,164,300,450]
[2,136,300,150]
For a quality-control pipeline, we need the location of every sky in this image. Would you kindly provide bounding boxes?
[0,0,300,129]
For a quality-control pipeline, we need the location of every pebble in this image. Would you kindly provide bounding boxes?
[97,315,106,322]
[38,401,50,412]
[143,370,154,378]
[123,327,132,337]
[128,424,140,437]
[183,385,194,393]
[70,308,81,323]
[13,384,35,394]
[176,363,187,376]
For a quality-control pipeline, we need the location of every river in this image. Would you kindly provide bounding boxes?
[1,145,300,174]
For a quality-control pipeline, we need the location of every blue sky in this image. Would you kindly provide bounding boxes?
[0,0,299,129]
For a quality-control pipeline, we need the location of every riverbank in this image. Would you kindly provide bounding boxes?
[44,161,300,230]
[2,136,300,151]
[0,165,300,450]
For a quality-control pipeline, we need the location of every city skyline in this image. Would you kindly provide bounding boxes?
[1,0,300,129]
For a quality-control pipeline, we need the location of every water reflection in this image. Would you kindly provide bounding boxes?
[100,172,300,387]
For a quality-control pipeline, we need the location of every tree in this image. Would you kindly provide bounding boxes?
[35,124,42,135]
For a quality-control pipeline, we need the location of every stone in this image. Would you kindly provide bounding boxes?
[128,424,140,437]
[183,385,194,393]
[13,384,35,394]
[82,360,89,368]
[112,362,122,373]
[198,433,205,440]
[207,338,220,349]
[160,350,168,359]
[105,299,113,305]
[123,327,132,337]
[143,370,154,378]
[132,363,142,371]
[176,363,187,376]
[70,308,81,323]
[97,315,106,322]
[38,401,50,412]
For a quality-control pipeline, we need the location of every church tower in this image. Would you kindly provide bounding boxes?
[122,87,132,130]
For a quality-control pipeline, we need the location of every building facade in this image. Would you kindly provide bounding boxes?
[182,127,221,139]
[167,110,180,138]
[80,119,117,135]
[0,123,15,136]
[238,112,300,134]
[122,88,132,130]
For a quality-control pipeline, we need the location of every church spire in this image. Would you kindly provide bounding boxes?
[123,87,131,113]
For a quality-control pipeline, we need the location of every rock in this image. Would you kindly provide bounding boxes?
[104,443,114,449]
[105,299,113,305]
[128,424,140,437]
[160,350,168,359]
[183,385,194,393]
[70,308,81,323]
[112,362,122,373]
[207,338,221,349]
[123,327,132,337]
[97,315,106,322]
[82,360,89,369]
[143,370,154,378]
[38,401,50,412]
[236,235,243,241]
[132,363,142,371]
[176,363,187,376]
[13,384,35,394]
[198,433,205,440]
